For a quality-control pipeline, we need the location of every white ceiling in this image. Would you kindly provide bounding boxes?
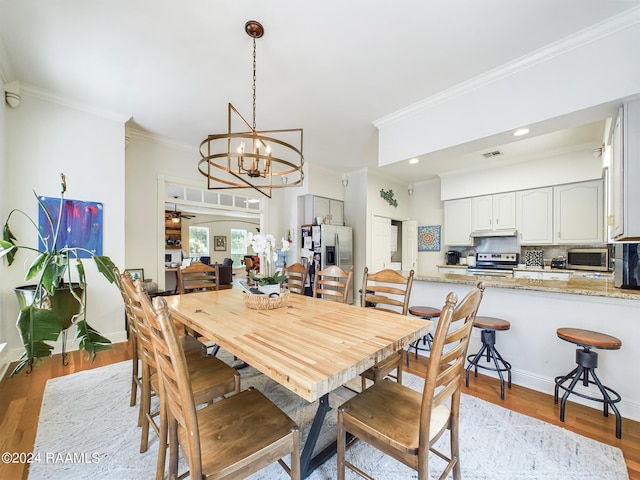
[1,1,638,183]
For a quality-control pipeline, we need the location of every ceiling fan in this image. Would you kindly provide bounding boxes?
[169,203,196,223]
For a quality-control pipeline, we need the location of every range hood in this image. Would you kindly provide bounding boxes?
[470,229,518,238]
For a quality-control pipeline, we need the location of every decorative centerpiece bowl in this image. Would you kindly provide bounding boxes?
[243,290,290,310]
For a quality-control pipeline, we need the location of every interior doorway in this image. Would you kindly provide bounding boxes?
[157,176,264,290]
[370,214,417,272]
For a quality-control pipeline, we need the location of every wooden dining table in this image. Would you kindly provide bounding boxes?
[164,288,433,477]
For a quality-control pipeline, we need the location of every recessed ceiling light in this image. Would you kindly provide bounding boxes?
[513,128,530,137]
[408,158,419,164]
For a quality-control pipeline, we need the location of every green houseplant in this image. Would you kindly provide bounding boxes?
[0,173,116,376]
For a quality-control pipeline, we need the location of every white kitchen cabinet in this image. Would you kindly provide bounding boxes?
[514,269,571,281]
[303,195,344,225]
[609,99,640,241]
[516,187,553,244]
[513,270,541,279]
[553,180,604,244]
[541,271,571,281]
[443,198,473,246]
[329,199,344,226]
[438,266,468,275]
[471,192,516,232]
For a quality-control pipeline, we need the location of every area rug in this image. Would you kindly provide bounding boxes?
[30,351,628,480]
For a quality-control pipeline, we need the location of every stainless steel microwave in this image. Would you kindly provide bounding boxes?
[566,248,610,271]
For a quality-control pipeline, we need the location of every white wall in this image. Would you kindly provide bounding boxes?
[411,280,640,421]
[2,92,126,360]
[440,147,604,200]
[125,132,203,284]
[0,75,7,367]
[409,179,443,275]
[377,11,640,166]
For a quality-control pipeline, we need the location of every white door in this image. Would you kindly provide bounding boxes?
[402,220,417,272]
[371,215,391,272]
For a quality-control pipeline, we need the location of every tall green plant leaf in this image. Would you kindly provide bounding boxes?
[75,320,112,360]
[12,305,62,377]
[1,225,18,265]
[93,256,116,283]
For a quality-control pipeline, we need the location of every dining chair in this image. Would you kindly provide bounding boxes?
[312,265,353,303]
[244,255,258,280]
[176,261,219,293]
[118,269,240,480]
[338,281,485,480]
[283,262,309,295]
[359,267,415,390]
[115,267,207,409]
[140,293,301,480]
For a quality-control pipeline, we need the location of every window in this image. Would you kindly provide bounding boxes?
[230,229,248,266]
[189,226,209,257]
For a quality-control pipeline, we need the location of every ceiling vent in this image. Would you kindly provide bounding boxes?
[482,150,503,158]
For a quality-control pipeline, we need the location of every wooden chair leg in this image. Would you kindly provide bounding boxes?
[140,367,151,453]
[290,428,301,480]
[156,390,168,480]
[130,339,139,407]
[451,415,461,480]
[168,418,179,480]
[337,409,346,480]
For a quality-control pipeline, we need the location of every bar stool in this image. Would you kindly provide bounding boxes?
[554,328,623,439]
[465,316,512,399]
[405,306,441,366]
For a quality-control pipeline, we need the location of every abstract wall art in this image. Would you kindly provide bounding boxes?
[38,197,104,257]
[417,225,441,252]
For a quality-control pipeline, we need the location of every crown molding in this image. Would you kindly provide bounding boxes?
[127,127,196,152]
[20,83,131,123]
[374,6,640,129]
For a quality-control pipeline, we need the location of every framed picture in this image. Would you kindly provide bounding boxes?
[125,268,145,282]
[214,235,227,251]
[38,196,103,257]
[417,225,441,252]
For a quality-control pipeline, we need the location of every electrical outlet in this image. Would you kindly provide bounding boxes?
[471,328,481,339]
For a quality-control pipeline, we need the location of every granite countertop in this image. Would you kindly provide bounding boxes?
[416,271,640,300]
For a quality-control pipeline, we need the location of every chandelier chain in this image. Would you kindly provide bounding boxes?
[252,36,257,131]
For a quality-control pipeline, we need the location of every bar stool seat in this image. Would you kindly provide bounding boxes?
[405,306,440,366]
[465,316,512,399]
[554,327,623,439]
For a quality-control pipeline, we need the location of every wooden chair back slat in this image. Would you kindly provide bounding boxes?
[361,267,414,316]
[312,265,353,303]
[284,262,308,295]
[177,261,219,294]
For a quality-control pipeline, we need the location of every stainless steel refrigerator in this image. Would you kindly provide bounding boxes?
[301,224,353,303]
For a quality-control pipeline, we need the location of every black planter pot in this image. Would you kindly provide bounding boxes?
[14,283,84,366]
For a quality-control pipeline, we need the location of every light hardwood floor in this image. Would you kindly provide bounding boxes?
[0,342,638,479]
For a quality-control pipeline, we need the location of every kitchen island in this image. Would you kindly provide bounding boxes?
[409,272,640,423]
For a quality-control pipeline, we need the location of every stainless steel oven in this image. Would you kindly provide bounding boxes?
[467,253,518,278]
[566,248,610,272]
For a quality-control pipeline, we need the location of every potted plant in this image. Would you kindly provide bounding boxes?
[0,173,116,376]
[246,232,289,292]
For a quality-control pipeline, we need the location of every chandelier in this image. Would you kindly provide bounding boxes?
[198,20,304,198]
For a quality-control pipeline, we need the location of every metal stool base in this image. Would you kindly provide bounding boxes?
[406,333,433,366]
[465,329,512,400]
[554,347,622,439]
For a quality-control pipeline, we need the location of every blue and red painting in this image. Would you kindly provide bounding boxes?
[38,196,103,257]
